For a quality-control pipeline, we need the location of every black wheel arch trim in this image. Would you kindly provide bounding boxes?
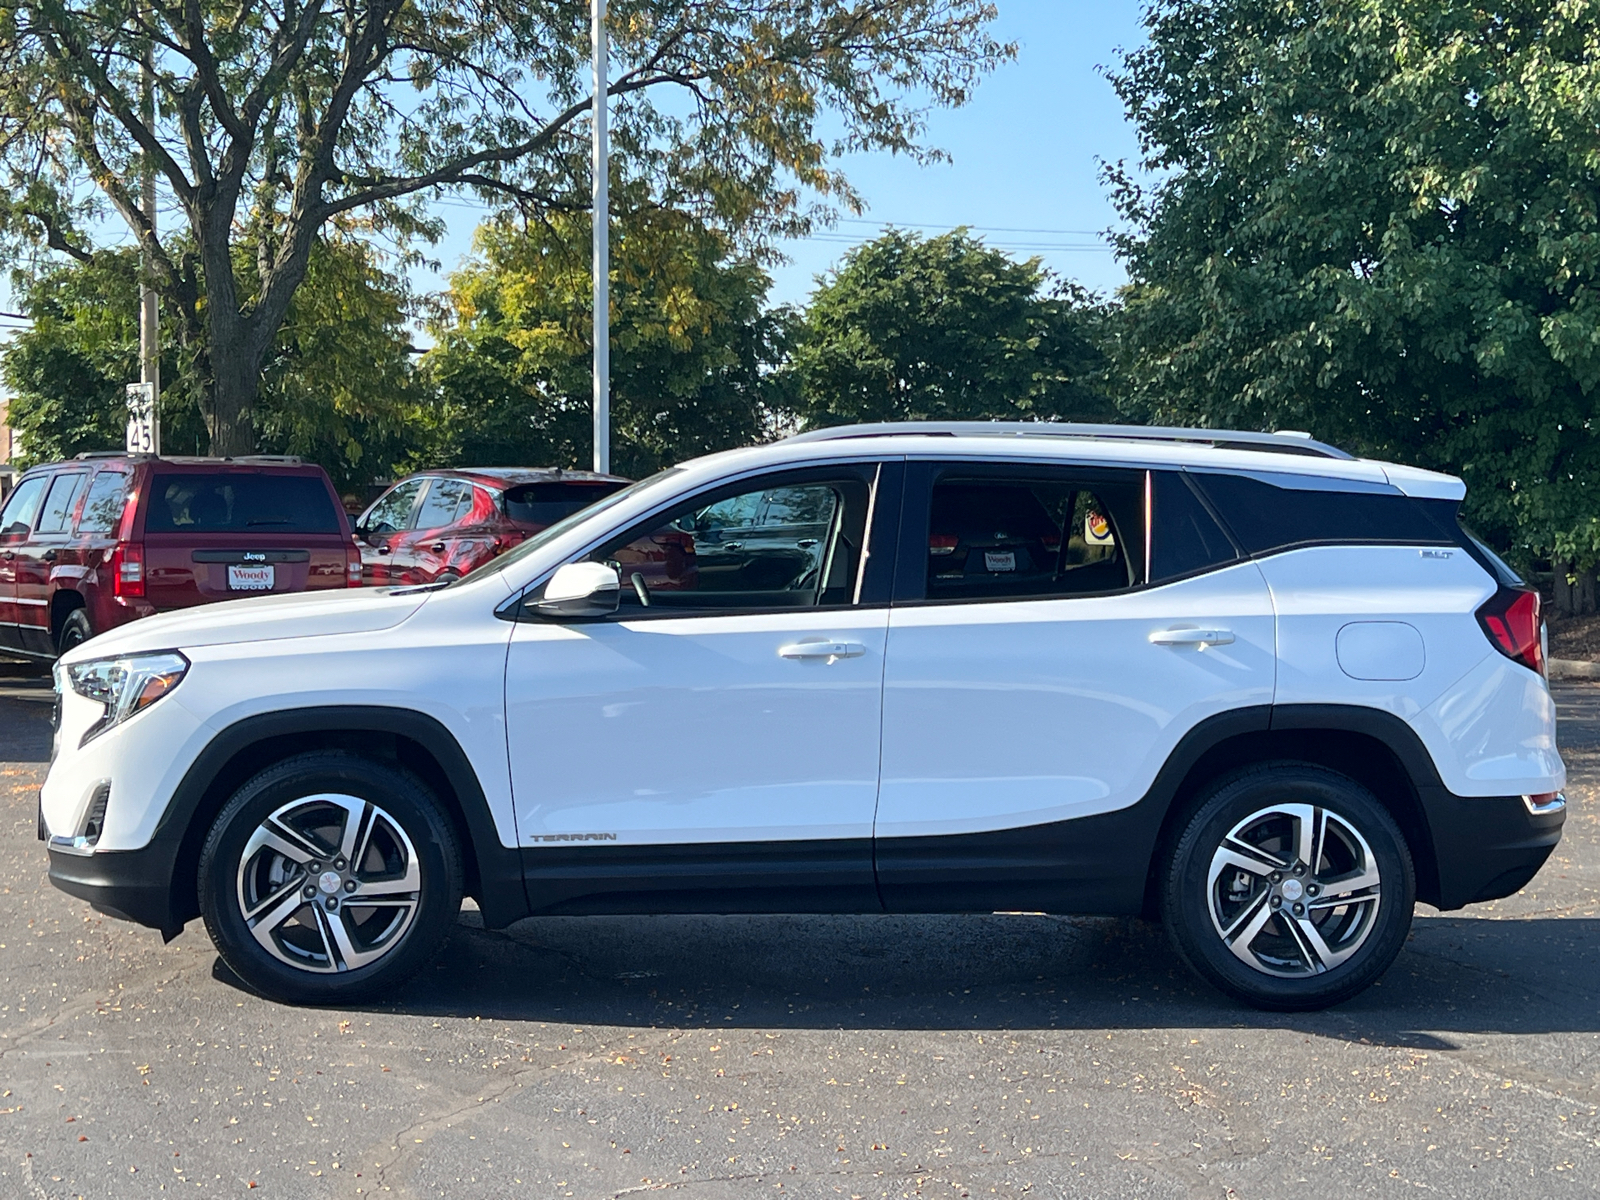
[52,705,528,937]
[48,701,1559,933]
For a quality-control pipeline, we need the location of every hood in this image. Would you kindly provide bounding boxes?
[63,587,431,663]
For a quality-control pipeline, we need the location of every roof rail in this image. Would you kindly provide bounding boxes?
[782,421,1353,460]
[73,450,138,460]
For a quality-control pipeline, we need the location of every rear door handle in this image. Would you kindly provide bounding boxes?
[779,640,866,662]
[1149,627,1235,648]
[42,550,57,563]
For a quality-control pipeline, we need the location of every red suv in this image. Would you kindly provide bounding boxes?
[0,454,359,658]
[354,468,630,586]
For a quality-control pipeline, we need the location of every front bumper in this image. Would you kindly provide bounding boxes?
[1424,790,1567,910]
[48,840,186,936]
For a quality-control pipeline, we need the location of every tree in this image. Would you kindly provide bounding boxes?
[789,228,1115,428]
[0,0,1010,456]
[2,238,419,492]
[420,206,789,476]
[1107,0,1600,598]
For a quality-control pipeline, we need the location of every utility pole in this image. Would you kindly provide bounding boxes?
[591,0,609,474]
[139,19,161,454]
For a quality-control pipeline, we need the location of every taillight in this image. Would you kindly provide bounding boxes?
[1476,586,1544,676]
[929,534,959,556]
[346,542,363,587]
[111,542,145,598]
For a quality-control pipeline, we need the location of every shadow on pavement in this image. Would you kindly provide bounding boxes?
[209,910,1600,1044]
[0,658,53,764]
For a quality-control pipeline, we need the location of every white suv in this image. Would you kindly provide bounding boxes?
[39,423,1566,1010]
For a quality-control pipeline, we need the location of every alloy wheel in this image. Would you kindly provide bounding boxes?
[235,793,421,974]
[1206,802,1382,978]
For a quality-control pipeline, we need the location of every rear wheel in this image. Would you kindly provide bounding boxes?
[56,608,92,655]
[198,752,463,1004]
[1162,763,1415,1011]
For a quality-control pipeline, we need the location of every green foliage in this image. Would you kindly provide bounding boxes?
[250,240,423,494]
[789,229,1115,428]
[0,0,1011,452]
[1108,0,1600,564]
[2,241,419,493]
[421,208,789,478]
[2,250,203,465]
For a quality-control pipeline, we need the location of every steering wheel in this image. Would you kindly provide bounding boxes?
[630,571,652,607]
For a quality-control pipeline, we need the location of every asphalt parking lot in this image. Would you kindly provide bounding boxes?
[2,657,1599,1199]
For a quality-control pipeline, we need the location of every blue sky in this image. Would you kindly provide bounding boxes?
[765,0,1149,307]
[421,1,1150,314]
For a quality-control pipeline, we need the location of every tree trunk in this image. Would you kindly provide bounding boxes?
[205,329,260,457]
[1553,560,1598,616]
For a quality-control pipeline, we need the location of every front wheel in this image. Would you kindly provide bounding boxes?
[56,608,93,655]
[1162,763,1415,1011]
[198,752,463,1004]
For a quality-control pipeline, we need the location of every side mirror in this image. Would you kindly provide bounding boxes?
[533,561,620,619]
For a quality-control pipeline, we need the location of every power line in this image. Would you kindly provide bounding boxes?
[833,218,1117,237]
[800,233,1113,253]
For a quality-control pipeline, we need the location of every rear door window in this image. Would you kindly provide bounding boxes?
[919,469,1144,601]
[1149,472,1240,583]
[145,473,342,534]
[35,472,88,536]
[415,479,471,530]
[0,475,48,539]
[76,471,131,535]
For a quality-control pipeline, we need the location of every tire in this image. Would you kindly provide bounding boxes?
[1161,762,1415,1011]
[56,608,92,655]
[198,751,464,1005]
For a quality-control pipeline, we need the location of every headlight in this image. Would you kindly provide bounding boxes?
[66,652,189,745]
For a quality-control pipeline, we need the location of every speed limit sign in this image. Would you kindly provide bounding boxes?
[125,382,156,454]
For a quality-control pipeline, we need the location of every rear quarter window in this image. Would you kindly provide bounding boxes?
[145,473,343,535]
[1191,471,1450,554]
[504,481,626,526]
[76,471,131,535]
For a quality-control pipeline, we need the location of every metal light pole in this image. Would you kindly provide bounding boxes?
[139,23,161,454]
[591,0,610,474]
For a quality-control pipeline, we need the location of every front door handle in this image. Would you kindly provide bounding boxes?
[42,550,57,563]
[779,640,867,662]
[1149,627,1235,648]
[430,542,446,553]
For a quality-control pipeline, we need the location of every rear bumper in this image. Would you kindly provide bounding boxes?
[1423,790,1566,910]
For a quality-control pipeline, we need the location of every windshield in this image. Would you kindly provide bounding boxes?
[458,468,683,585]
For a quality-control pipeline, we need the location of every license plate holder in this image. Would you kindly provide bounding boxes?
[227,564,275,591]
[983,550,1017,573]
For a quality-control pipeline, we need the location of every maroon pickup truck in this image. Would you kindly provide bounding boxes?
[0,453,358,658]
